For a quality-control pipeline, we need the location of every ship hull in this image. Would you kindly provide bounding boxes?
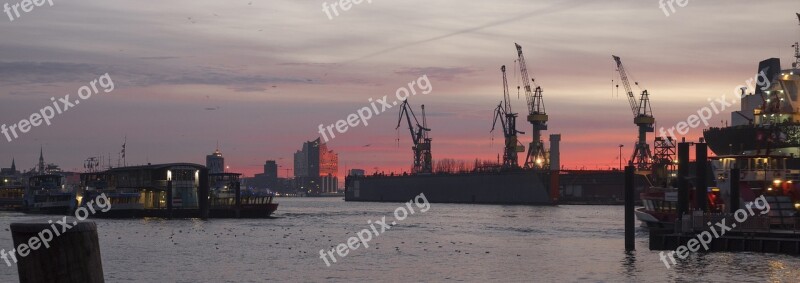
[81,204,279,219]
[345,170,554,205]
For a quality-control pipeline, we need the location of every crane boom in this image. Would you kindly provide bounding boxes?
[516,43,545,115]
[612,55,639,116]
[502,65,512,114]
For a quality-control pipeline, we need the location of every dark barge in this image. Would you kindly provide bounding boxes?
[345,169,559,205]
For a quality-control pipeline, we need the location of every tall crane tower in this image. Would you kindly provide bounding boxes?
[492,65,525,168]
[515,43,548,169]
[612,55,655,173]
[397,100,432,174]
[793,13,800,68]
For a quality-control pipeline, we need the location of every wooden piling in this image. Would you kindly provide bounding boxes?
[166,180,173,219]
[198,168,209,220]
[10,221,104,283]
[624,165,635,251]
[695,140,708,212]
[234,181,242,218]
[677,141,690,218]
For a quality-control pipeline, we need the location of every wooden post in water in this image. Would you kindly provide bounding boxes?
[730,168,741,212]
[11,221,104,283]
[166,180,173,219]
[234,181,242,218]
[695,139,708,212]
[198,168,209,220]
[624,165,635,251]
[677,141,690,219]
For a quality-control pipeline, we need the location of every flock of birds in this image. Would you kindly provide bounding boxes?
[92,219,522,261]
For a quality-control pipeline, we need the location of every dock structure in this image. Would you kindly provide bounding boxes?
[11,220,104,283]
[80,163,278,219]
[649,215,800,255]
[635,138,800,255]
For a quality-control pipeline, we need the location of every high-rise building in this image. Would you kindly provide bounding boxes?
[263,160,278,187]
[264,160,278,181]
[206,146,225,174]
[293,138,338,194]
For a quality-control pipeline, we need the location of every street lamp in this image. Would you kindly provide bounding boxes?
[619,145,624,170]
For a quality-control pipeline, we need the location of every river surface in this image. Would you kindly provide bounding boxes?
[0,198,798,282]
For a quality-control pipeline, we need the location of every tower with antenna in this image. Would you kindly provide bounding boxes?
[206,143,225,174]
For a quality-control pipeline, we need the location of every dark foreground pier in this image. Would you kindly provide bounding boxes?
[11,220,104,283]
[650,226,800,255]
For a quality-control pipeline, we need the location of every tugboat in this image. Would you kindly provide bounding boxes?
[635,185,724,228]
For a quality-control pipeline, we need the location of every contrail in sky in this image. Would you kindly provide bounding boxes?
[343,0,593,64]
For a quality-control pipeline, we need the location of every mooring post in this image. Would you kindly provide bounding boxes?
[234,181,242,218]
[11,220,104,283]
[166,180,173,219]
[730,168,740,212]
[677,141,690,220]
[625,165,635,251]
[198,168,209,220]
[695,139,708,212]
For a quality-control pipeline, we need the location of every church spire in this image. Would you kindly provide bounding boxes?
[10,158,15,172]
[37,146,45,174]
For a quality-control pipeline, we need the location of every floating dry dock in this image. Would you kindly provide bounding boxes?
[80,163,278,219]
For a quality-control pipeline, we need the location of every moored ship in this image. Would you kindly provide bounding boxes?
[0,183,25,211]
[703,54,800,217]
[23,174,77,215]
[79,163,278,218]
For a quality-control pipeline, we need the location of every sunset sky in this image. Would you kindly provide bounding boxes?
[0,0,799,177]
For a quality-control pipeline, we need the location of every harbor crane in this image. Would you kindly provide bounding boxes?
[396,100,432,174]
[515,43,549,169]
[491,65,525,168]
[794,13,800,68]
[612,55,655,173]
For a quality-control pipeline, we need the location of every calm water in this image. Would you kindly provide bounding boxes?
[0,198,798,282]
